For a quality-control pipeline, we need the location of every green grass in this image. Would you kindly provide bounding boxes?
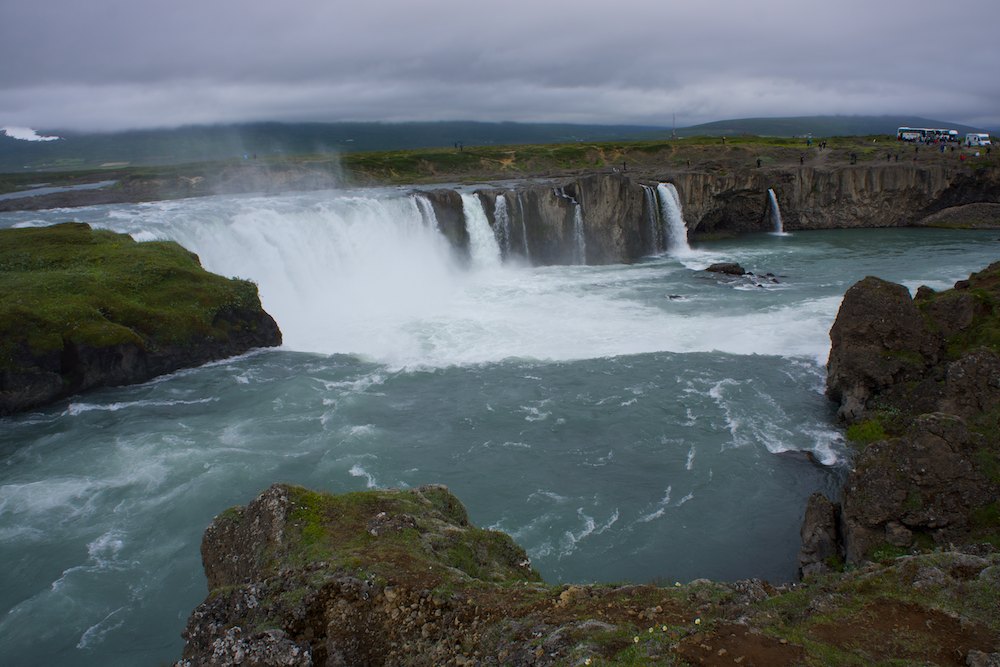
[0,222,261,370]
[845,419,887,446]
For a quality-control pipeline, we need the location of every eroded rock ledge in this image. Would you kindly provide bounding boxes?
[802,262,1000,574]
[176,483,999,666]
[0,223,281,415]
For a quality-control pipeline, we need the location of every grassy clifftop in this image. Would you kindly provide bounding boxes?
[0,223,280,414]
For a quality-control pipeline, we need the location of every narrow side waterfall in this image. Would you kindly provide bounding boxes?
[571,205,586,264]
[493,195,512,258]
[656,183,691,255]
[460,193,502,268]
[641,185,664,253]
[517,193,531,261]
[414,194,439,230]
[767,188,786,235]
[555,188,587,264]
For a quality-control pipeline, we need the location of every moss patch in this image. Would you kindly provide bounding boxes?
[0,222,262,371]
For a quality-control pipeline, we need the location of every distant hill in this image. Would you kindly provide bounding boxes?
[0,121,664,172]
[2,116,993,173]
[678,115,989,138]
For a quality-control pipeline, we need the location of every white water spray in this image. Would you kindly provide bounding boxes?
[656,183,691,254]
[460,193,502,269]
[767,189,787,235]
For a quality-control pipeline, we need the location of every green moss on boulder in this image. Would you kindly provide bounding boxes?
[0,222,281,414]
[178,484,1000,666]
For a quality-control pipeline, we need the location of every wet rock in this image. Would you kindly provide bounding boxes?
[705,262,747,275]
[825,276,938,423]
[798,493,842,577]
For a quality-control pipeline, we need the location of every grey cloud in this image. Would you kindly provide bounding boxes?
[1,0,997,131]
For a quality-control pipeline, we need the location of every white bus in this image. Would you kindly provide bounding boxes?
[897,127,959,142]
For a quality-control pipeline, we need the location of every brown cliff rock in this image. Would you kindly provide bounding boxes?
[819,263,1000,564]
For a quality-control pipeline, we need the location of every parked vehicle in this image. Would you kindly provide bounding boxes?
[965,133,992,147]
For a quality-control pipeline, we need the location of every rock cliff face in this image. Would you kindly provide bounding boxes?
[0,223,282,415]
[176,483,1000,666]
[410,165,1000,266]
[807,262,1000,570]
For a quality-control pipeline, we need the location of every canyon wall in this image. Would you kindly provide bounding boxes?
[415,164,1000,266]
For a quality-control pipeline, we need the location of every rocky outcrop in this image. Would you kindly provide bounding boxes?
[405,165,1000,267]
[813,263,1000,567]
[0,223,282,415]
[177,483,1000,666]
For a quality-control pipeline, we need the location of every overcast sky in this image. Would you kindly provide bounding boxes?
[2,0,998,133]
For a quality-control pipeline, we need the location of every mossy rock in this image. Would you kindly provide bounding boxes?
[0,222,280,413]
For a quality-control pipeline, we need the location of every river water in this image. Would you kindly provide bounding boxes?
[1,188,996,665]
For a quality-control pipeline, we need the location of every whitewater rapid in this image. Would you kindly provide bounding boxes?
[10,188,836,368]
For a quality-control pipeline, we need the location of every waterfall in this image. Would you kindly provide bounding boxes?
[656,183,691,255]
[571,205,586,264]
[555,187,587,264]
[767,188,786,235]
[414,194,439,230]
[493,195,512,258]
[517,193,531,262]
[641,185,664,253]
[460,193,502,268]
[115,192,459,355]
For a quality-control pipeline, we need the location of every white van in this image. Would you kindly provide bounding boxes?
[965,133,992,147]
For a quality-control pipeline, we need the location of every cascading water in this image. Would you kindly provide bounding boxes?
[414,194,439,230]
[493,195,512,258]
[641,184,664,253]
[517,193,531,261]
[656,183,691,254]
[460,193,503,269]
[768,188,787,235]
[571,205,586,264]
[555,188,587,264]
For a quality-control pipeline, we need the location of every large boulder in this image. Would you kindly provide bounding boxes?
[818,264,1000,565]
[841,413,995,563]
[826,276,939,423]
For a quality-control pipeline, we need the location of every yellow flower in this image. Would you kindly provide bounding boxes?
[661,625,668,631]
[633,636,640,643]
[648,627,654,633]
[694,618,701,625]
[584,660,592,666]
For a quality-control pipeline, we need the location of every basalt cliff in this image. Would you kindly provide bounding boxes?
[0,223,281,415]
[421,163,1000,266]
[800,263,1000,574]
[5,162,1000,268]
